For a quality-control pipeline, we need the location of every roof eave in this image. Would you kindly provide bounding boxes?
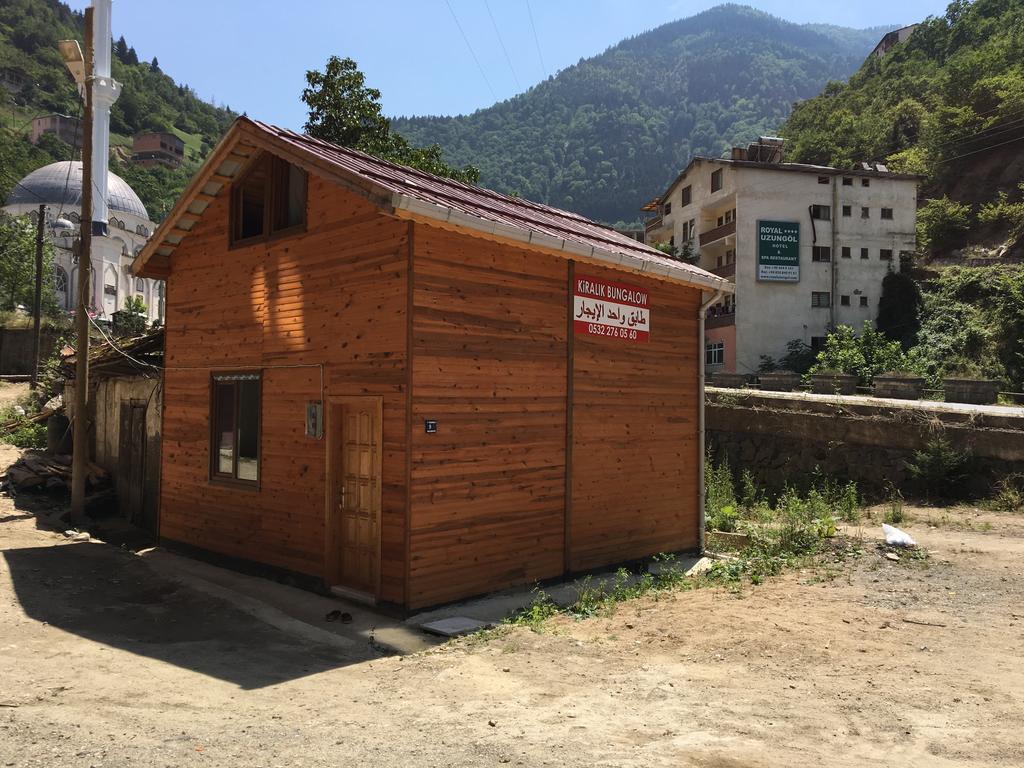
[392,193,732,294]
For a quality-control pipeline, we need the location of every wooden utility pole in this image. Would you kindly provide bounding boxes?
[30,202,45,390]
[70,6,93,522]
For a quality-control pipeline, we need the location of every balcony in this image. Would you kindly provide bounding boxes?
[710,262,735,279]
[644,215,664,234]
[698,219,736,247]
[705,307,735,329]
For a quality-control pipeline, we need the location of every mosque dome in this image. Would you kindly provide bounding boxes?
[4,161,149,221]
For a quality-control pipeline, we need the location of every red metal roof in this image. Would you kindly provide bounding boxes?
[245,119,726,289]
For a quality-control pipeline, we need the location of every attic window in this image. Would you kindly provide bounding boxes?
[231,154,307,245]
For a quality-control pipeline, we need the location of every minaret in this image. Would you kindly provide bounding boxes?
[89,0,120,237]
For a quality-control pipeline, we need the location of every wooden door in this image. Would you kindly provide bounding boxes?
[118,401,147,529]
[326,397,382,597]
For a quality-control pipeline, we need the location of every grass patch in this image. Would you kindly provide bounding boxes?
[508,555,696,631]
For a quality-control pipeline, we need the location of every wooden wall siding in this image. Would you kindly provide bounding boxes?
[408,224,569,608]
[569,267,701,572]
[160,176,410,602]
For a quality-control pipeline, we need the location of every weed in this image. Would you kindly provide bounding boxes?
[989,474,1024,512]
[509,587,560,631]
[884,486,905,524]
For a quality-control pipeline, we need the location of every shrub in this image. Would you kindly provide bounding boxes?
[916,196,971,253]
[809,322,914,386]
[978,183,1024,242]
[904,437,970,499]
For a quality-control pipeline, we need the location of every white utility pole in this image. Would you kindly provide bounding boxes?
[63,0,120,521]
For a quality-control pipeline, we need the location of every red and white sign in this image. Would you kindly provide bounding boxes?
[573,274,650,342]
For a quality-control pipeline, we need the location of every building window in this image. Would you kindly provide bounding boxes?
[211,373,261,484]
[880,248,893,260]
[842,177,853,186]
[705,341,725,366]
[811,204,831,220]
[54,266,69,309]
[711,168,723,192]
[840,295,850,306]
[812,246,831,262]
[664,202,672,215]
[842,205,852,217]
[135,277,145,293]
[681,185,691,206]
[860,247,869,259]
[811,291,831,308]
[841,246,851,259]
[860,296,869,307]
[810,336,827,352]
[817,176,829,184]
[231,153,307,244]
[861,207,870,218]
[881,208,893,220]
[862,178,870,187]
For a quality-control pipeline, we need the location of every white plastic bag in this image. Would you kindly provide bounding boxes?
[882,523,916,548]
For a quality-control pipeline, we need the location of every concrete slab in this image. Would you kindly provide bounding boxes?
[408,554,712,629]
[419,617,490,637]
[138,548,440,655]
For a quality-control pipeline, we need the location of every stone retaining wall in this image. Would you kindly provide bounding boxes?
[706,388,1024,496]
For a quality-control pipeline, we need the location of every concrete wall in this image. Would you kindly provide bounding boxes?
[65,375,161,532]
[0,328,60,375]
[706,388,1024,497]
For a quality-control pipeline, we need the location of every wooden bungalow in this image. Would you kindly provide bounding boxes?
[132,118,733,610]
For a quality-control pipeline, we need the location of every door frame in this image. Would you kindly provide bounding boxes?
[324,395,383,600]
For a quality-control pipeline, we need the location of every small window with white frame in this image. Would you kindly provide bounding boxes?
[705,341,725,366]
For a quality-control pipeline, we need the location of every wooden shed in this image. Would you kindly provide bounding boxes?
[133,118,732,610]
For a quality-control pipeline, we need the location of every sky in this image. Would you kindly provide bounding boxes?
[66,0,949,129]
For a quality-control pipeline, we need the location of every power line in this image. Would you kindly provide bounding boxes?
[929,111,1024,152]
[483,0,521,91]
[525,0,548,79]
[935,133,1024,165]
[444,0,498,102]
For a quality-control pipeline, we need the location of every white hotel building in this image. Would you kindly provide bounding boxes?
[644,138,920,374]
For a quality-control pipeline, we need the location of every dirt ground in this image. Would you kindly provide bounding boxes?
[1,446,1023,767]
[0,383,28,411]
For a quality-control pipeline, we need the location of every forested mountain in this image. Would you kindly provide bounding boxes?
[0,0,235,220]
[781,0,1024,253]
[394,5,889,224]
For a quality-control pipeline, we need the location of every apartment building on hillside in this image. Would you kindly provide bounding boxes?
[643,137,920,374]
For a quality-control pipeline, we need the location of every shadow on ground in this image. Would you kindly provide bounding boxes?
[3,540,373,689]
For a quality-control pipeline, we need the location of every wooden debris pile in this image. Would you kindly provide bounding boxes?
[2,452,109,494]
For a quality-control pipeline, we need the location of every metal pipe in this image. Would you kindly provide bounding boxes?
[697,287,724,555]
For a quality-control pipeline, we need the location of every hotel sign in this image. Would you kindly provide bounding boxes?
[757,220,800,282]
[573,275,650,342]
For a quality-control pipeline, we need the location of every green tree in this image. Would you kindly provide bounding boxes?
[301,56,479,184]
[877,269,922,349]
[0,213,56,314]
